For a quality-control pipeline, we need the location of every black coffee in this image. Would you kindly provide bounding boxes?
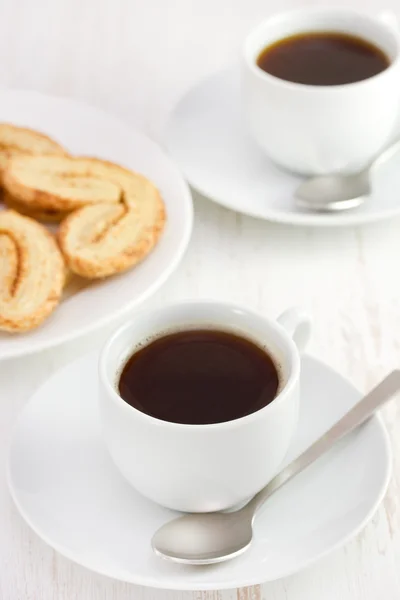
[256,32,389,86]
[118,329,280,425]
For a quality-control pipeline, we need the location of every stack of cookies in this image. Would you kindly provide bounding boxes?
[0,124,166,333]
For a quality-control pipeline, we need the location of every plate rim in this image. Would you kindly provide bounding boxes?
[7,353,392,590]
[0,90,193,361]
[164,67,400,228]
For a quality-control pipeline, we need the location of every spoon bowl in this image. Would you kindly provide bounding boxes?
[152,512,253,565]
[296,171,370,212]
[294,137,400,212]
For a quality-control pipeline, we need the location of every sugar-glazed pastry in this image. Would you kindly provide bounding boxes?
[3,155,122,212]
[0,123,66,181]
[0,210,66,332]
[2,192,70,223]
[58,159,165,278]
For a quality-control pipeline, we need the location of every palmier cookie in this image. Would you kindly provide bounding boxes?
[2,191,70,223]
[3,155,121,212]
[0,123,66,182]
[57,159,166,278]
[0,210,66,332]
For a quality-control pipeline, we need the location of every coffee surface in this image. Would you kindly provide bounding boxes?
[118,329,280,425]
[256,32,389,85]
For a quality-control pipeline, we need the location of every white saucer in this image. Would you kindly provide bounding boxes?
[0,90,192,360]
[165,66,400,227]
[8,352,391,590]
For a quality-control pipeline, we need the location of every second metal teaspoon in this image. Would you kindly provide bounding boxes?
[152,370,400,565]
[295,138,400,212]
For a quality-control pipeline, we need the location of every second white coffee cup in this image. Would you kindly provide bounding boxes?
[99,301,311,512]
[242,7,400,175]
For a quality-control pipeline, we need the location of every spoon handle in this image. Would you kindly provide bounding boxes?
[246,370,400,517]
[370,137,400,172]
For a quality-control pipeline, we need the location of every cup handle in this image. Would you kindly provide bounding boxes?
[379,10,399,33]
[276,308,311,354]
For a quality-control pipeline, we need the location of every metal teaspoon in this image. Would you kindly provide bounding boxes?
[151,370,400,565]
[295,138,400,212]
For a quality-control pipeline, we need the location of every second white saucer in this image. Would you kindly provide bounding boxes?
[8,352,391,590]
[164,66,400,227]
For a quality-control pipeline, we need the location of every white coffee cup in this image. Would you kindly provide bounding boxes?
[242,7,400,175]
[99,301,311,512]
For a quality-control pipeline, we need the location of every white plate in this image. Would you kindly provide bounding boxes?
[164,66,400,227]
[8,352,391,590]
[0,90,193,360]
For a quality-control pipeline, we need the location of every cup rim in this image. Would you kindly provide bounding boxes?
[243,6,400,92]
[99,299,301,431]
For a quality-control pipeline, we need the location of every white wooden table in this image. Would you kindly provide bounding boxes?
[1,0,400,598]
